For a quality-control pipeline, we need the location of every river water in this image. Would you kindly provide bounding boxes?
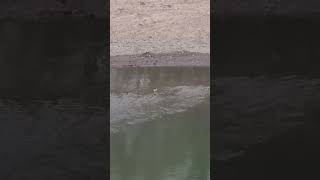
[110,67,210,180]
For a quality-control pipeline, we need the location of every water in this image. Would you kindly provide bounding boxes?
[110,67,210,180]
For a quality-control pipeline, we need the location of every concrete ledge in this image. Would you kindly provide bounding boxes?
[111,51,210,67]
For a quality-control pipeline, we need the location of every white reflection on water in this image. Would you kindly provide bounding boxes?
[110,85,209,133]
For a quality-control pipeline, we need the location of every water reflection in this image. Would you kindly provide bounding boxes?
[110,67,210,180]
[111,67,209,94]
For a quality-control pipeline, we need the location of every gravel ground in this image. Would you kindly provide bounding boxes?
[111,0,210,56]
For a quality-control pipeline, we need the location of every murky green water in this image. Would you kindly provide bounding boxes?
[110,67,210,180]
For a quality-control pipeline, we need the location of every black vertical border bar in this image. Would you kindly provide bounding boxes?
[210,0,215,179]
[106,0,111,178]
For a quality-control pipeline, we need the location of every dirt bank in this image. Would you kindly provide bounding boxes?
[111,0,210,56]
[110,51,210,67]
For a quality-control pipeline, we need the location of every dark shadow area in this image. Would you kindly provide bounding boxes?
[0,10,108,180]
[0,18,107,105]
[214,15,320,77]
[213,15,320,179]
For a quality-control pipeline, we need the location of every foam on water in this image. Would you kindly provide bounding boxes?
[110,85,209,133]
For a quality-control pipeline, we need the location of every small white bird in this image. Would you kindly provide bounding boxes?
[153,88,158,95]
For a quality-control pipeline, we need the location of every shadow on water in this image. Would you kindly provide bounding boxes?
[111,67,210,180]
[0,18,107,179]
